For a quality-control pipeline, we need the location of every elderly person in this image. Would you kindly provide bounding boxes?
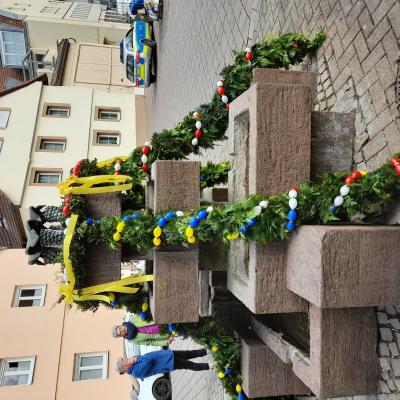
[112,313,172,346]
[116,349,209,379]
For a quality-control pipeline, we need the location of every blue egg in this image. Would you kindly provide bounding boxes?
[237,393,245,400]
[110,300,118,308]
[239,225,248,234]
[140,311,147,320]
[286,221,296,231]
[131,213,141,218]
[157,217,168,228]
[331,206,337,214]
[246,217,256,227]
[140,79,145,85]
[224,368,231,375]
[165,211,175,219]
[140,58,145,65]
[123,215,131,223]
[86,218,94,226]
[197,210,208,220]
[200,175,205,182]
[288,209,297,222]
[189,217,199,228]
[168,324,175,332]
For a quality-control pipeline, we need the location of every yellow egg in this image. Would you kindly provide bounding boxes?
[230,232,239,240]
[187,235,196,244]
[226,234,232,240]
[113,232,121,241]
[218,372,225,379]
[141,303,149,312]
[185,227,194,238]
[153,226,162,237]
[211,346,218,353]
[116,222,125,232]
[236,384,242,393]
[153,237,161,247]
[172,330,177,336]
[360,170,367,176]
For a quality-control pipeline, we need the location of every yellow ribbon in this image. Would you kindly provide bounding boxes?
[60,213,154,304]
[57,175,132,196]
[97,156,129,168]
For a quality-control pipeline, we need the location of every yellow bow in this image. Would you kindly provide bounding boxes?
[60,213,154,304]
[57,175,132,196]
[97,156,129,168]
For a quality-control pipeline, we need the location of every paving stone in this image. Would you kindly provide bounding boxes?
[366,147,390,172]
[381,328,394,342]
[378,312,389,325]
[380,380,391,394]
[363,132,388,161]
[388,2,400,40]
[372,0,397,25]
[394,379,400,390]
[368,110,394,139]
[384,122,400,154]
[391,359,400,378]
[387,380,397,391]
[380,357,392,371]
[366,17,391,51]
[396,332,400,349]
[369,80,389,115]
[389,319,400,330]
[379,343,390,357]
[386,305,397,315]
[362,43,385,75]
[388,342,400,357]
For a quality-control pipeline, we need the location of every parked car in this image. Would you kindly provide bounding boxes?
[129,0,162,22]
[124,313,172,400]
[120,21,156,88]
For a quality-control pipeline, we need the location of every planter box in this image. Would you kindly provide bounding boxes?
[287,225,400,308]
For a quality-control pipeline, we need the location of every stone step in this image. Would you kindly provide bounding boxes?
[287,225,400,308]
[250,306,379,397]
[235,325,310,398]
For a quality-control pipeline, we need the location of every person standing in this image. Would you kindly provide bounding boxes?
[115,348,209,379]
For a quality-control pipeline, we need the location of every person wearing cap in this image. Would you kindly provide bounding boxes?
[112,313,173,346]
[115,348,209,380]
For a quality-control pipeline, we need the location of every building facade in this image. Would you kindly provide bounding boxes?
[0,248,130,399]
[0,76,136,222]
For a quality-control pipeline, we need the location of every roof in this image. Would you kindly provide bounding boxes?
[0,73,48,98]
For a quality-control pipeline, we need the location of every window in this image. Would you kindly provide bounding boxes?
[42,104,70,118]
[0,357,36,386]
[13,285,46,307]
[73,352,108,381]
[30,168,63,186]
[95,107,121,121]
[36,137,66,152]
[0,110,11,128]
[0,31,26,67]
[94,130,120,146]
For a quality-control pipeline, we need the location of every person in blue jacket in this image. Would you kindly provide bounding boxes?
[115,349,209,379]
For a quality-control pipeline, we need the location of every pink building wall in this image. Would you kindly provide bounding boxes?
[0,249,132,399]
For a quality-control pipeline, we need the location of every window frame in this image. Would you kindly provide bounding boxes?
[73,352,108,381]
[94,107,121,121]
[93,130,120,146]
[12,285,47,307]
[0,30,26,67]
[35,136,67,153]
[0,109,11,129]
[42,103,71,118]
[29,168,63,186]
[0,137,3,153]
[0,356,36,386]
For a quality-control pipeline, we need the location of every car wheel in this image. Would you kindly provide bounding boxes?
[141,38,156,48]
[152,376,172,400]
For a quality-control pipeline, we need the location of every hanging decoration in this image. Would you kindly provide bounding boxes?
[286,187,299,231]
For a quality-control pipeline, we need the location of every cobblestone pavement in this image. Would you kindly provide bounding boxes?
[169,337,230,400]
[147,1,400,399]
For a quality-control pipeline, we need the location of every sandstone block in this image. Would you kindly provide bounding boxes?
[237,326,309,398]
[148,160,200,213]
[287,225,400,308]
[151,250,199,323]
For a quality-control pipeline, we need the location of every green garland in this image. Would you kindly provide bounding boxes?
[200,162,231,188]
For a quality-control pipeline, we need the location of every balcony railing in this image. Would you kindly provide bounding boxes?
[22,50,55,82]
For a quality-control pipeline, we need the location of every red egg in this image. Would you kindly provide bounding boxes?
[142,146,150,155]
[217,87,225,96]
[65,196,71,205]
[345,176,353,185]
[351,171,362,180]
[245,52,253,61]
[390,157,399,167]
[195,129,202,138]
[63,205,70,217]
[141,164,149,173]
